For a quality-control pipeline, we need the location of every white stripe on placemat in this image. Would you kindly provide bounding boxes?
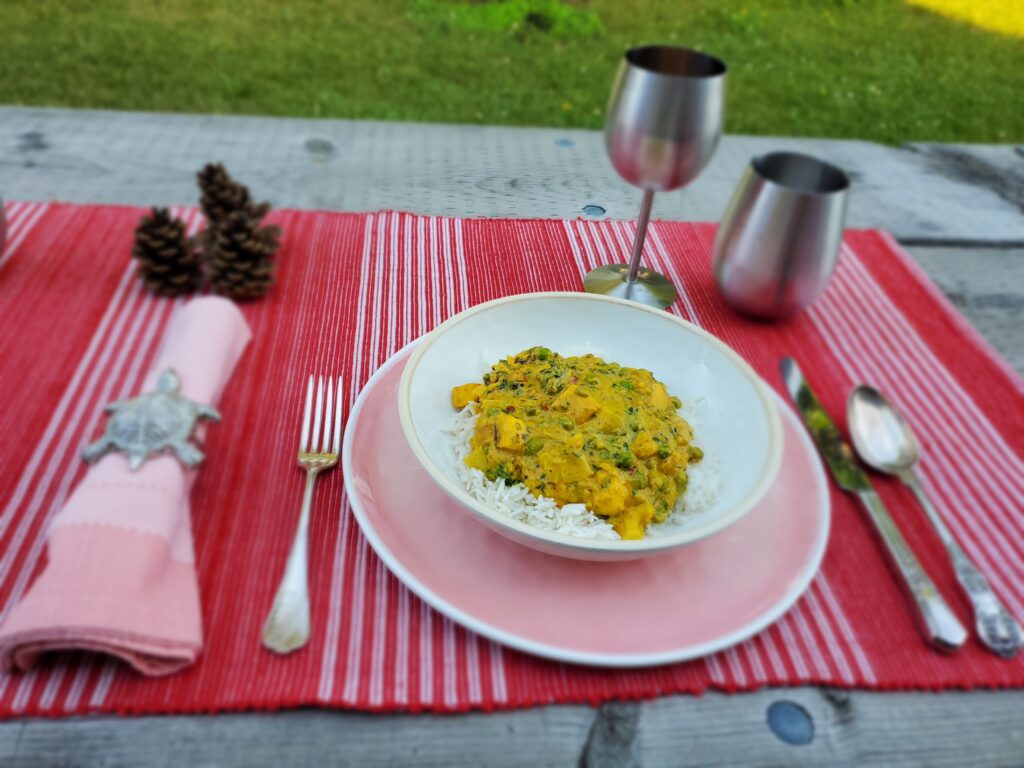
[705,654,726,684]
[0,202,29,256]
[466,634,482,704]
[830,263,1024,533]
[367,213,403,705]
[394,585,411,705]
[420,601,434,706]
[318,487,353,702]
[804,584,854,683]
[403,215,413,352]
[89,661,116,706]
[723,648,747,686]
[385,213,399,359]
[806,289,1023,607]
[843,247,1024,486]
[10,667,39,712]
[454,218,469,312]
[646,224,700,324]
[365,214,387,387]
[38,660,68,710]
[63,657,94,711]
[757,630,790,680]
[775,616,810,679]
[823,267,1024,555]
[809,279,1024,618]
[441,217,455,320]
[416,217,428,337]
[1,200,25,226]
[341,532,370,704]
[572,220,601,271]
[429,218,442,331]
[369,558,389,706]
[489,641,507,703]
[442,617,458,708]
[740,640,768,683]
[345,215,376,412]
[815,267,1024,588]
[561,220,590,277]
[816,576,876,683]
[0,202,48,268]
[338,214,382,705]
[838,252,1024,518]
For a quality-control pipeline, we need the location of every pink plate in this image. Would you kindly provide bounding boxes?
[343,345,831,667]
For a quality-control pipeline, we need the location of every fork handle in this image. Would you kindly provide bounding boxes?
[901,472,1023,659]
[262,468,317,654]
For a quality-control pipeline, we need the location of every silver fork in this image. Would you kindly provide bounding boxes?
[262,374,342,654]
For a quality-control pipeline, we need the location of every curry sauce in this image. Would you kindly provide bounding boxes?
[451,347,702,539]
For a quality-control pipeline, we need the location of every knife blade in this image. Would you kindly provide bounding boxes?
[780,357,967,653]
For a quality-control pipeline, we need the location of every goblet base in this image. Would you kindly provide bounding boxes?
[583,264,677,310]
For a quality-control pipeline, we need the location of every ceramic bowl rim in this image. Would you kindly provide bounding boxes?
[397,291,784,555]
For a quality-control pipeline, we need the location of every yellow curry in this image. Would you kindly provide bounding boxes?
[451,347,702,539]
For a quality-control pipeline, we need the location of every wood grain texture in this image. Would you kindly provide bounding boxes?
[904,246,1024,375]
[2,689,1023,767]
[0,107,1022,766]
[1,107,1023,243]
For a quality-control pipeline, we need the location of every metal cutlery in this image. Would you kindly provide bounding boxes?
[262,375,342,654]
[848,385,1023,659]
[780,357,967,653]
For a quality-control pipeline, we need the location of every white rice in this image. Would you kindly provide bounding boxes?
[444,404,719,540]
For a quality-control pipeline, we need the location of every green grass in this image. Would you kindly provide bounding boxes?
[2,0,1022,143]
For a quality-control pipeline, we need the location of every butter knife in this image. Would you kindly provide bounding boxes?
[780,357,967,653]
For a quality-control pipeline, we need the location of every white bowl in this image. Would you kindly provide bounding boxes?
[398,292,783,561]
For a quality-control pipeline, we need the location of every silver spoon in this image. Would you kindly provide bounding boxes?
[848,385,1023,659]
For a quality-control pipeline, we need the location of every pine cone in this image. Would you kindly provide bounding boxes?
[205,203,280,299]
[131,207,202,296]
[197,163,252,226]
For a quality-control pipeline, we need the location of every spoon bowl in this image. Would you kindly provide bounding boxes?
[848,386,920,477]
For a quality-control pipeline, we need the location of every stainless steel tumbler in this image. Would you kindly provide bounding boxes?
[712,152,850,319]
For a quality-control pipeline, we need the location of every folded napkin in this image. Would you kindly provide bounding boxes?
[0,297,251,675]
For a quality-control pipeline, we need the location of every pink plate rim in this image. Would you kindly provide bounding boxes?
[342,341,831,667]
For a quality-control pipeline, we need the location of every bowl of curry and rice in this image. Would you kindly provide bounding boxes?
[398,292,783,561]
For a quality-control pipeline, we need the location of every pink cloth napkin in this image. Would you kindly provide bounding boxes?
[0,297,251,675]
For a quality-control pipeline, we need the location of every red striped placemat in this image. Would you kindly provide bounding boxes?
[0,202,1021,717]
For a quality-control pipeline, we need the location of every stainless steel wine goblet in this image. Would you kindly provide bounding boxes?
[584,45,727,309]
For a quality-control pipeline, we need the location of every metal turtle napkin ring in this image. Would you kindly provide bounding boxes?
[81,368,221,471]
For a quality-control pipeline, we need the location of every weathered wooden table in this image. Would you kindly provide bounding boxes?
[1,108,1022,767]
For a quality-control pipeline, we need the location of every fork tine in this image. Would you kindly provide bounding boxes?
[321,378,334,454]
[333,376,343,454]
[311,376,325,455]
[300,375,314,453]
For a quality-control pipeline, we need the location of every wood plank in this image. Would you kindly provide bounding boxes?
[903,143,1024,242]
[3,688,1024,767]
[903,246,1024,376]
[1,107,1022,243]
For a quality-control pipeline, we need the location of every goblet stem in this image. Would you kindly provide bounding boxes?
[627,189,655,286]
